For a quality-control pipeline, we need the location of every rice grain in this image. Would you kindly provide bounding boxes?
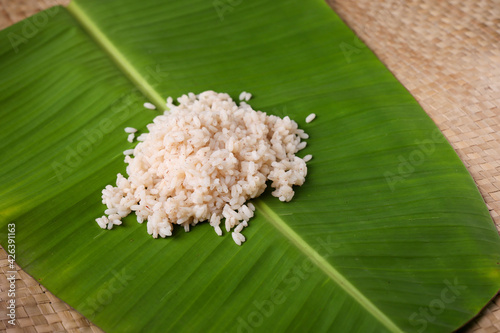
[123,149,134,155]
[305,113,316,123]
[144,102,156,110]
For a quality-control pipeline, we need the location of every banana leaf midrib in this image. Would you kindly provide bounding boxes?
[256,200,402,332]
[66,1,166,110]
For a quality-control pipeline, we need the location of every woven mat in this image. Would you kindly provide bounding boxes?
[0,0,499,332]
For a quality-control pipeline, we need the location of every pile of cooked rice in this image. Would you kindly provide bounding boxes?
[96,91,313,245]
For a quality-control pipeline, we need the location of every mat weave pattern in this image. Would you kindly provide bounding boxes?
[1,0,499,332]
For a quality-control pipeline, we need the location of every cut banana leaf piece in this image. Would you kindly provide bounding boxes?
[0,0,499,332]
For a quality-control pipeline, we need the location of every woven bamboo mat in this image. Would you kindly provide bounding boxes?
[1,0,499,332]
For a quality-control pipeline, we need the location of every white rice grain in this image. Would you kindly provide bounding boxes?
[234,223,245,233]
[127,133,135,143]
[305,113,316,123]
[235,232,245,243]
[232,232,242,246]
[214,225,223,236]
[124,127,137,133]
[96,216,108,229]
[297,142,307,150]
[166,97,174,108]
[144,102,156,110]
[303,154,313,162]
[123,149,134,155]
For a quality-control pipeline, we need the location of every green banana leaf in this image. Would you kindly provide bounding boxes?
[1,0,499,332]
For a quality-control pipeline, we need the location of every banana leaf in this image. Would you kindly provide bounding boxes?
[1,0,499,332]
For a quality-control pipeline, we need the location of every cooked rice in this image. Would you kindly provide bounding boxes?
[96,91,310,245]
[232,232,242,246]
[136,133,147,141]
[237,91,252,102]
[144,102,156,110]
[127,133,135,143]
[303,154,313,162]
[305,113,316,123]
[123,149,134,155]
[124,127,137,133]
